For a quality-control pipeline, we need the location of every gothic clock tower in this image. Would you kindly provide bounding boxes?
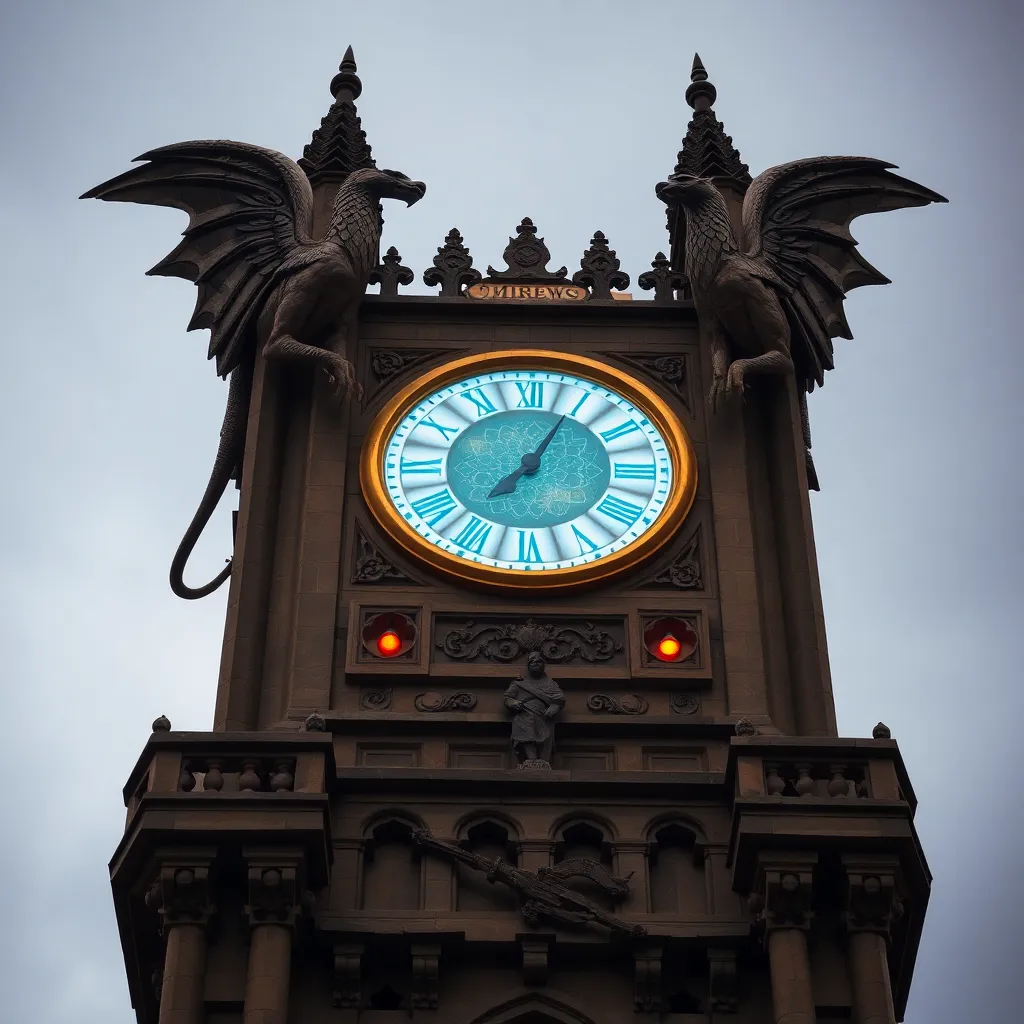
[92,49,942,1024]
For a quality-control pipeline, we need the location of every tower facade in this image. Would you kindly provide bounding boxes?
[98,51,939,1024]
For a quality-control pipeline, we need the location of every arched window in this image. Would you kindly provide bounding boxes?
[361,819,421,910]
[555,821,613,910]
[648,822,705,914]
[457,820,518,911]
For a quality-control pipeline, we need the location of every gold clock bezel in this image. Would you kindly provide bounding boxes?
[359,349,697,590]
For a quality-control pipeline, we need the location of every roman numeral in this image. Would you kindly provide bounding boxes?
[571,525,598,555]
[517,530,542,563]
[599,420,641,443]
[400,457,442,475]
[452,516,492,554]
[568,391,589,416]
[461,388,497,417]
[596,494,643,527]
[515,381,544,408]
[421,416,460,441]
[409,488,457,527]
[613,462,656,480]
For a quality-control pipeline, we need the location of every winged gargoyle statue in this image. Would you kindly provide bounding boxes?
[82,144,425,597]
[656,158,945,487]
[411,829,645,936]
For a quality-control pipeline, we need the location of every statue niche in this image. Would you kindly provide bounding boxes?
[648,822,706,915]
[361,819,421,910]
[457,820,519,911]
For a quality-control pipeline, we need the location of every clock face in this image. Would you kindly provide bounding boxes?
[361,351,696,589]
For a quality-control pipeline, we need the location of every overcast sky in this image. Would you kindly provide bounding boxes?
[1,1,1021,1021]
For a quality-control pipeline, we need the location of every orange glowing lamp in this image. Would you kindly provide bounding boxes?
[376,629,402,657]
[657,633,682,660]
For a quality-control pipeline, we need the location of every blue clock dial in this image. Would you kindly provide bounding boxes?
[382,367,674,573]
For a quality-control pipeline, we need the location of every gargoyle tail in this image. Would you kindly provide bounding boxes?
[169,362,252,599]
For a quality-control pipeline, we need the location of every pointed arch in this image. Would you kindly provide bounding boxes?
[466,992,597,1024]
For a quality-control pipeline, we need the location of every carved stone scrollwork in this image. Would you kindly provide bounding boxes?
[633,944,663,1012]
[411,943,441,1010]
[586,694,649,715]
[360,688,393,711]
[245,862,300,930]
[156,857,214,934]
[670,693,701,716]
[487,218,568,281]
[755,859,816,933]
[368,246,414,296]
[367,348,458,399]
[438,618,623,664]
[844,860,903,938]
[635,528,702,590]
[519,935,551,986]
[572,231,630,299]
[607,353,691,412]
[353,525,417,585]
[423,228,482,296]
[708,949,738,1013]
[638,252,688,303]
[332,942,364,1008]
[414,691,478,712]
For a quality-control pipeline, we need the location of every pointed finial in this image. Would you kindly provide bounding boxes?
[152,714,171,732]
[872,722,892,739]
[685,52,717,112]
[330,45,362,103]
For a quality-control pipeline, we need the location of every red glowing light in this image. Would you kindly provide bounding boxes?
[376,630,402,657]
[657,634,682,660]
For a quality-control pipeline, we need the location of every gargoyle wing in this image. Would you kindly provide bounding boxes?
[740,156,946,392]
[81,139,316,377]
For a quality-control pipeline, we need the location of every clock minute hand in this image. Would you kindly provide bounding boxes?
[486,415,566,499]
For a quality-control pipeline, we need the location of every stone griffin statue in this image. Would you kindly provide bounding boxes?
[504,653,565,769]
[411,829,645,937]
[656,157,945,487]
[82,143,425,598]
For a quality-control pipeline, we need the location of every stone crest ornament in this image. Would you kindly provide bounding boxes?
[487,218,569,281]
[352,526,417,585]
[636,529,702,590]
[423,227,482,296]
[359,688,392,711]
[607,352,690,411]
[83,55,426,600]
[414,692,478,713]
[586,694,649,715]
[572,231,630,300]
[504,653,565,768]
[670,693,701,716]
[638,252,688,303]
[368,246,414,296]
[438,618,622,664]
[412,830,645,937]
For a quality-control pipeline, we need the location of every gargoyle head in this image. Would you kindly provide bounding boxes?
[654,174,719,210]
[348,167,426,206]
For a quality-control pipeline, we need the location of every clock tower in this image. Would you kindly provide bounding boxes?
[96,49,941,1024]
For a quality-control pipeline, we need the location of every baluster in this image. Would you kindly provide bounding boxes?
[827,765,849,798]
[794,764,815,798]
[270,761,295,792]
[765,763,786,796]
[238,760,262,792]
[203,760,224,792]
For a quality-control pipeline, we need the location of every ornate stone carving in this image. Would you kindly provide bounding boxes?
[735,718,760,736]
[708,948,738,1013]
[414,691,478,712]
[638,252,687,303]
[155,857,214,933]
[366,347,459,400]
[303,711,326,732]
[635,528,702,589]
[519,935,551,986]
[360,688,392,711]
[411,943,441,1010]
[608,352,690,412]
[332,941,364,1008]
[413,830,644,937]
[151,714,171,732]
[844,860,903,938]
[368,246,414,296]
[586,694,649,715]
[423,228,482,296]
[873,722,892,739]
[245,862,300,929]
[670,693,701,716]
[353,525,417,585]
[572,231,629,299]
[505,654,565,768]
[438,618,622,663]
[754,859,816,932]
[634,944,663,1012]
[487,218,568,281]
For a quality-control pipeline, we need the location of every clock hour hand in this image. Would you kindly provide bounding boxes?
[486,415,566,499]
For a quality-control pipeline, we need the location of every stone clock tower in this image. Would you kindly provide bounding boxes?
[92,49,942,1024]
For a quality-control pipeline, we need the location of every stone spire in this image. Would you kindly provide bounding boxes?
[672,54,750,185]
[298,46,376,186]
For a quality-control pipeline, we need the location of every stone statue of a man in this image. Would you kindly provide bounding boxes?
[504,653,565,768]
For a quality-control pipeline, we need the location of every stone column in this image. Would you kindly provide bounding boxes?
[843,858,902,1024]
[754,854,817,1024]
[243,848,305,1024]
[151,850,216,1024]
